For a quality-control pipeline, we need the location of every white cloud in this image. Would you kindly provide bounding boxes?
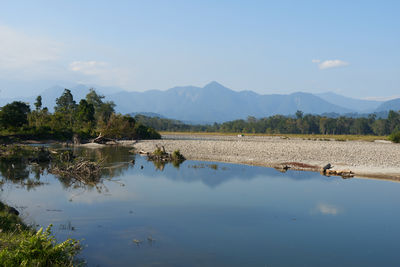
[69,61,108,75]
[0,25,62,71]
[312,59,349,70]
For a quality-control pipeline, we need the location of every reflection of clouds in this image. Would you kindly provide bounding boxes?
[315,203,341,215]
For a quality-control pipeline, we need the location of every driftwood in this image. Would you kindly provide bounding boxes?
[49,158,103,184]
[93,134,115,144]
[73,134,81,145]
[275,162,354,179]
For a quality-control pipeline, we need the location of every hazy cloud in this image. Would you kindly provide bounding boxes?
[312,59,349,70]
[0,24,133,90]
[363,95,400,101]
[0,25,62,71]
[69,60,133,88]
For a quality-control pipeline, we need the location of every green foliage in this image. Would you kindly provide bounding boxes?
[76,99,95,123]
[86,89,115,123]
[146,127,161,139]
[34,95,42,111]
[54,89,76,114]
[0,88,160,141]
[171,150,185,162]
[99,114,160,140]
[0,101,31,129]
[0,225,81,267]
[0,202,81,267]
[153,147,165,156]
[389,131,400,143]
[136,110,400,137]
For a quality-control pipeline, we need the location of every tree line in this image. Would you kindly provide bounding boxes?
[134,110,400,136]
[0,89,160,140]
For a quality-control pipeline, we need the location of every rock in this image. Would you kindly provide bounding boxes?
[7,206,19,216]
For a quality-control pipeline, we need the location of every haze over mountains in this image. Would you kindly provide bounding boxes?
[1,81,399,123]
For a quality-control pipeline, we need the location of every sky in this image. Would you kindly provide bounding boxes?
[0,0,399,99]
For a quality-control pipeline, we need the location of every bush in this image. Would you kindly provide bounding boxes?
[389,131,400,143]
[0,202,81,266]
[171,150,185,162]
[0,225,81,266]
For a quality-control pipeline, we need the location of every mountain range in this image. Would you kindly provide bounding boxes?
[1,81,399,123]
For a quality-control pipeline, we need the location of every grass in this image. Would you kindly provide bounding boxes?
[160,131,388,142]
[0,201,82,266]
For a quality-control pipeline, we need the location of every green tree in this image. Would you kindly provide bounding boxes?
[76,99,95,123]
[34,95,42,111]
[85,89,115,123]
[0,101,31,129]
[54,89,77,128]
[295,110,303,119]
[74,99,96,136]
[55,89,76,114]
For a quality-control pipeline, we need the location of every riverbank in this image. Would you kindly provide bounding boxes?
[133,134,400,180]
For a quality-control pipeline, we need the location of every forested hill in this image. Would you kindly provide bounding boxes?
[134,110,400,136]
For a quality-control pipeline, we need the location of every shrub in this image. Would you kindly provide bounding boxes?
[171,150,185,162]
[389,131,400,143]
[0,202,81,266]
[0,225,81,266]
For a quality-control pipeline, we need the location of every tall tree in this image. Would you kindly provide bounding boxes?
[34,95,42,111]
[55,89,76,114]
[85,89,115,123]
[54,89,77,128]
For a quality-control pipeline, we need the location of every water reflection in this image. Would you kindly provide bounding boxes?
[2,146,400,266]
[313,203,342,216]
[0,146,137,192]
[0,144,348,193]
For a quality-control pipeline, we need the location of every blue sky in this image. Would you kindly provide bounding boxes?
[0,0,399,99]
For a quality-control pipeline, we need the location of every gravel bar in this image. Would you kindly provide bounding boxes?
[133,134,400,180]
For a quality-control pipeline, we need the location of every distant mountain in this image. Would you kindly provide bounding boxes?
[3,81,392,123]
[108,81,355,122]
[316,92,382,113]
[375,98,400,112]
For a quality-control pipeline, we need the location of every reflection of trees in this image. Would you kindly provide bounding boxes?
[0,159,49,191]
[0,146,136,193]
[148,158,183,171]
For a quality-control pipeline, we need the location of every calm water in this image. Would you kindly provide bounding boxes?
[1,146,400,266]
